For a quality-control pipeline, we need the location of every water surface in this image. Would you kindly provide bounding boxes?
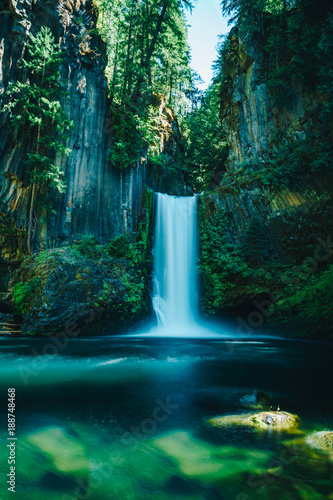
[0,335,332,499]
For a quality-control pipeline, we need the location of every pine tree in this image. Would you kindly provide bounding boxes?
[97,0,193,168]
[2,26,73,254]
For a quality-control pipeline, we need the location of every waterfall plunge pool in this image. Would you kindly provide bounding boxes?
[1,193,332,498]
[0,336,332,499]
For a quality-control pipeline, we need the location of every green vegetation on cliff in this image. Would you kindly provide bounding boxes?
[96,0,195,171]
[199,200,253,314]
[269,264,333,339]
[1,27,73,253]
[216,0,333,190]
[10,188,154,335]
[183,82,228,192]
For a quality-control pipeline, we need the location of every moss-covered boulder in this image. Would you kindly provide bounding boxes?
[208,411,300,432]
[279,434,333,481]
[9,243,152,336]
[24,426,89,477]
[306,431,333,453]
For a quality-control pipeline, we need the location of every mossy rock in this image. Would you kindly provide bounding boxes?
[151,430,272,482]
[208,411,300,432]
[306,431,333,453]
[279,434,333,480]
[24,426,89,478]
[237,469,323,500]
[9,246,152,335]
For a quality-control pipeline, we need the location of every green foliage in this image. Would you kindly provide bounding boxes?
[108,103,141,168]
[223,133,333,190]
[107,234,136,260]
[71,235,103,259]
[12,278,40,315]
[199,201,252,314]
[0,213,26,239]
[183,81,229,191]
[317,14,333,124]
[271,264,333,338]
[242,217,269,265]
[1,26,73,211]
[96,0,194,168]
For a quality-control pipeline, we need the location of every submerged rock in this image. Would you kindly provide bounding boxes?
[208,411,300,432]
[306,431,333,453]
[152,430,271,481]
[24,426,89,477]
[279,434,333,479]
[234,390,272,410]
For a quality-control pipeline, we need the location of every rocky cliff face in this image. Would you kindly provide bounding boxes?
[146,93,191,196]
[220,28,322,170]
[211,26,332,260]
[0,0,147,262]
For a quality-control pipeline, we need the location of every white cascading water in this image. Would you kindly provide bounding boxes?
[152,193,199,335]
[136,192,258,338]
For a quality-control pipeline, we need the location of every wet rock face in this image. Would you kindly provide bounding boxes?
[0,0,147,252]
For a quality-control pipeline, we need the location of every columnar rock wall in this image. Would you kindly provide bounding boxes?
[0,0,147,256]
[220,28,321,170]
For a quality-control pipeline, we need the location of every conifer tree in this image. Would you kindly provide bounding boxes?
[2,26,73,254]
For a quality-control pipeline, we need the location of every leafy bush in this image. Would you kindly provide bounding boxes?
[270,264,333,338]
[12,278,40,315]
[199,202,252,314]
[107,235,136,260]
[71,235,103,259]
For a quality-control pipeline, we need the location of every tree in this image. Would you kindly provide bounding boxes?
[97,0,194,168]
[184,79,228,191]
[2,26,73,254]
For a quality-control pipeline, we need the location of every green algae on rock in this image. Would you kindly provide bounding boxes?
[208,411,300,432]
[24,426,89,477]
[151,431,272,482]
[306,431,333,453]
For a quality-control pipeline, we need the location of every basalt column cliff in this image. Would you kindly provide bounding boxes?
[0,0,147,259]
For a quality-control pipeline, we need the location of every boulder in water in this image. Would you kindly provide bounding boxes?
[306,431,333,453]
[25,426,89,477]
[208,411,300,432]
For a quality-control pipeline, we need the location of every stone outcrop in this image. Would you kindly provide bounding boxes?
[201,177,333,257]
[208,411,300,432]
[0,0,147,257]
[10,245,152,335]
[204,26,333,259]
[146,93,191,196]
[220,27,322,171]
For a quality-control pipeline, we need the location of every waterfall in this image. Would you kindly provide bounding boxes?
[133,192,263,338]
[153,193,198,330]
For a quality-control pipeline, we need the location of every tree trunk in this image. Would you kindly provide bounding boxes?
[122,0,137,104]
[110,39,119,105]
[27,124,40,255]
[131,0,169,103]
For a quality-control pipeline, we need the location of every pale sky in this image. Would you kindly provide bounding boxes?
[185,0,230,89]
